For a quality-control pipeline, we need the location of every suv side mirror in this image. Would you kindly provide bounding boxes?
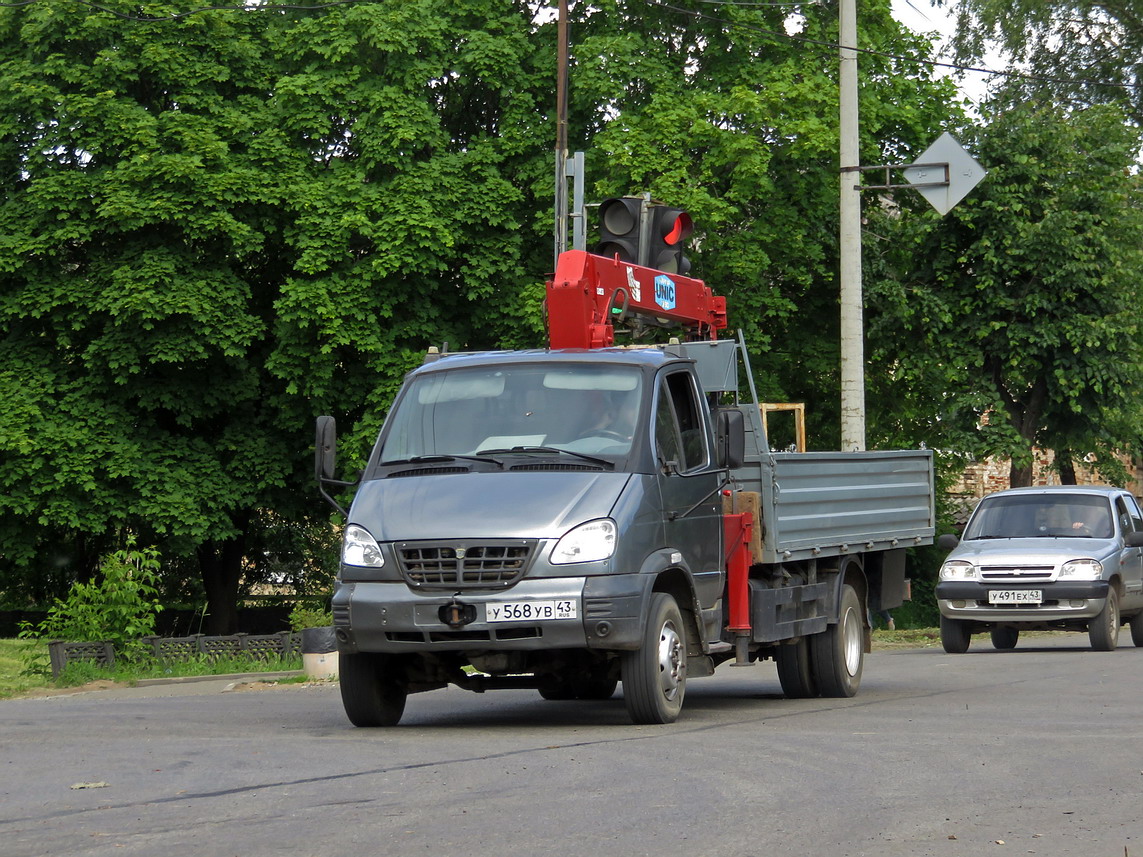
[938,532,960,550]
[1125,531,1143,548]
[715,408,745,469]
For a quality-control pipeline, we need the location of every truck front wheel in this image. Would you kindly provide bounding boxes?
[622,592,687,724]
[340,652,408,727]
[811,584,863,697]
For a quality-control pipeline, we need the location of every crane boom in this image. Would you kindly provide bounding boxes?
[546,249,727,349]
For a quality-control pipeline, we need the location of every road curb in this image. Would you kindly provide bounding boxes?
[134,670,305,687]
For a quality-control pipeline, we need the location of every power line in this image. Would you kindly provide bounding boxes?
[0,0,1137,94]
[649,0,1141,94]
[0,0,366,21]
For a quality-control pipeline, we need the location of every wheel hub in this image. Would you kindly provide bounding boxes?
[657,621,684,700]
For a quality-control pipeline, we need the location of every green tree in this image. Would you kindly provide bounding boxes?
[945,0,1143,121]
[567,0,962,446]
[867,98,1143,486]
[0,0,553,628]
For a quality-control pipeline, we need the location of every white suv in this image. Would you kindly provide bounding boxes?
[936,485,1143,652]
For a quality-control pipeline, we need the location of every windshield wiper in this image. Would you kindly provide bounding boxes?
[477,446,613,469]
[381,454,504,469]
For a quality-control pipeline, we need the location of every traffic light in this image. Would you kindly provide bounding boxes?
[596,197,644,264]
[647,206,693,275]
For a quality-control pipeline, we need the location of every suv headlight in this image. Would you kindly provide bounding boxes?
[1060,558,1102,579]
[940,560,977,581]
[551,519,617,565]
[343,524,385,567]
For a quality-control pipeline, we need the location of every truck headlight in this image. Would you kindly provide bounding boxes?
[1060,558,1102,579]
[551,519,617,565]
[939,560,977,581]
[343,524,385,568]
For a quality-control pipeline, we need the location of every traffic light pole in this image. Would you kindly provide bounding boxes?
[838,0,865,452]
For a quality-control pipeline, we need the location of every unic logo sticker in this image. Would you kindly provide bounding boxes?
[654,275,676,311]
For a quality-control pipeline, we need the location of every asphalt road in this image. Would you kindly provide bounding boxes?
[2,636,1141,857]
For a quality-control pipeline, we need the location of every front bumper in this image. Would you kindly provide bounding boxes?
[333,572,651,654]
[936,580,1109,622]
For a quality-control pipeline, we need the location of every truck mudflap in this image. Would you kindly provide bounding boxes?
[334,575,654,654]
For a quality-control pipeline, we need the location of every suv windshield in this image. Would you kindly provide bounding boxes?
[963,493,1114,540]
[379,364,643,463]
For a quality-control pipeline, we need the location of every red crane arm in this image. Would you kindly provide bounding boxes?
[546,250,727,350]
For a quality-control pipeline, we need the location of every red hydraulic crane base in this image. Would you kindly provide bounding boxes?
[546,250,727,350]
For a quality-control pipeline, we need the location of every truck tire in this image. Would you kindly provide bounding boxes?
[776,638,818,698]
[810,584,863,698]
[940,615,971,653]
[622,592,686,724]
[990,627,1019,650]
[1088,587,1120,651]
[340,652,408,727]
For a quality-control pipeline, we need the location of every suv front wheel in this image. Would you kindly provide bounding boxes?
[1089,588,1120,652]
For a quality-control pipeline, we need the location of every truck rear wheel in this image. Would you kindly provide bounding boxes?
[1089,587,1120,651]
[810,584,863,697]
[940,615,971,653]
[340,652,408,727]
[622,592,686,724]
[776,638,818,698]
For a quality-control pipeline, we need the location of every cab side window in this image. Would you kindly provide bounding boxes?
[655,372,708,472]
[1124,495,1143,534]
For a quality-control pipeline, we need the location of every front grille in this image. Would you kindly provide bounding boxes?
[396,540,535,589]
[979,565,1054,582]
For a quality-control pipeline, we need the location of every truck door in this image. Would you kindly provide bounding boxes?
[654,370,724,633]
[1116,494,1143,608]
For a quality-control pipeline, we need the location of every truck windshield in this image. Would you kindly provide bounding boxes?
[379,364,644,463]
[963,494,1114,540]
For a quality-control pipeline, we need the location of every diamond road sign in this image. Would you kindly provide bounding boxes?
[903,132,987,215]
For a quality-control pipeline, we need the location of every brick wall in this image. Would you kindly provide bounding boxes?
[947,451,1143,523]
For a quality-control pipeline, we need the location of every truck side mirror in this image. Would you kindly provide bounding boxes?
[315,415,338,482]
[715,408,745,469]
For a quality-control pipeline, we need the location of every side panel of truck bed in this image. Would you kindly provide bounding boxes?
[762,450,935,564]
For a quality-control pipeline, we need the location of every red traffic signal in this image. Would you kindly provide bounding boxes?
[648,207,693,275]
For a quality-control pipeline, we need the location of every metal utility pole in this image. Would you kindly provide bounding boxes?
[838,0,864,451]
[553,0,570,264]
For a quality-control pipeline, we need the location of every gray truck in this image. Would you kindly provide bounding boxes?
[315,249,935,726]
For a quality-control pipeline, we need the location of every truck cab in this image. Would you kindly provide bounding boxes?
[325,346,738,724]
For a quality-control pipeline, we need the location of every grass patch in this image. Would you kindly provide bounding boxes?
[871,627,942,650]
[0,638,45,699]
[0,638,303,699]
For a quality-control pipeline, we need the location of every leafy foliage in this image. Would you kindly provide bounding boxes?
[946,0,1143,121]
[18,539,163,652]
[867,98,1143,486]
